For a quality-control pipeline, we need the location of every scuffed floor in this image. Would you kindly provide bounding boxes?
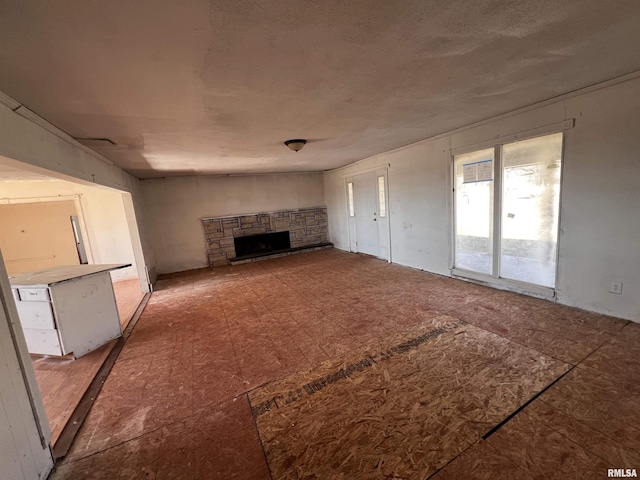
[31,278,145,446]
[50,249,639,479]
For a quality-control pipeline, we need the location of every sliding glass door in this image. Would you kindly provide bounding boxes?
[454,132,563,289]
[500,133,563,287]
[454,148,495,275]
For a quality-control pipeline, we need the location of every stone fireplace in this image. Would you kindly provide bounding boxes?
[202,207,329,266]
[234,231,291,258]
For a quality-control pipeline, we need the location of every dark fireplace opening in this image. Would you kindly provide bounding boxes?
[234,231,291,259]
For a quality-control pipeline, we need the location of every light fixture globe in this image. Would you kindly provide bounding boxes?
[284,139,307,152]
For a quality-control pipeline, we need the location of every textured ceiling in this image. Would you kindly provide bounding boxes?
[1,0,640,178]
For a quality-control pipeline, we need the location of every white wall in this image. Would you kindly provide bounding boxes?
[0,251,53,479]
[0,180,139,281]
[0,103,155,288]
[558,80,640,320]
[142,173,325,274]
[325,77,640,322]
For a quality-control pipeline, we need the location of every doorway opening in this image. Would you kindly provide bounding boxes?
[0,159,149,449]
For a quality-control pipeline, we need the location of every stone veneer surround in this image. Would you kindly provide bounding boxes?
[202,207,328,266]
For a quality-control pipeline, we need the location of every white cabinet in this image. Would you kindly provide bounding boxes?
[10,264,128,358]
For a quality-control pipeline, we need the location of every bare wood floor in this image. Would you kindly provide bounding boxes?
[31,278,144,446]
[50,250,639,479]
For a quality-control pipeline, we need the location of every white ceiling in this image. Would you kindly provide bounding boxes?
[1,1,640,179]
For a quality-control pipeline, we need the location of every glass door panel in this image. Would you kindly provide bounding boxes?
[454,148,495,275]
[500,133,562,287]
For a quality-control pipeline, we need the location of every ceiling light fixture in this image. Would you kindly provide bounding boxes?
[284,139,307,152]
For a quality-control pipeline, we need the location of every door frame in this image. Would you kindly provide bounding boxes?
[0,249,53,478]
[450,121,572,299]
[344,165,391,262]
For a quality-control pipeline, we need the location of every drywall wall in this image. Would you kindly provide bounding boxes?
[0,102,155,289]
[325,139,452,275]
[141,173,325,273]
[324,77,640,322]
[0,200,81,275]
[0,251,53,479]
[0,180,139,280]
[558,80,640,320]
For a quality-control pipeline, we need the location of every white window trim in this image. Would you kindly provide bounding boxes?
[451,128,568,297]
[451,267,556,299]
[450,119,574,157]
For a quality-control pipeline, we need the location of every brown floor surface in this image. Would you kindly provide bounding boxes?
[32,277,144,446]
[49,250,637,479]
[113,277,146,329]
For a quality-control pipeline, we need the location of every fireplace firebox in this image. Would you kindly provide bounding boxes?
[233,231,291,259]
[202,208,329,266]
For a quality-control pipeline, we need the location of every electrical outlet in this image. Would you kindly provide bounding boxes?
[608,282,623,294]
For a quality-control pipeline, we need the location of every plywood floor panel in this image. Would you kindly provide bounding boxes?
[430,440,536,480]
[31,278,144,446]
[32,341,115,445]
[49,250,636,479]
[53,396,270,480]
[525,398,640,468]
[450,298,618,365]
[113,277,145,329]
[249,317,569,479]
[485,411,611,479]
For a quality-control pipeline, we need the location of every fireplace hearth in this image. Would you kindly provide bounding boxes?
[202,207,329,266]
[234,231,291,259]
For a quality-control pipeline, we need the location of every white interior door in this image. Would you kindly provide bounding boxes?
[0,250,53,479]
[353,172,380,256]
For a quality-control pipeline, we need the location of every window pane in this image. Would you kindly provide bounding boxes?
[347,182,355,217]
[377,176,386,217]
[500,133,562,288]
[454,148,494,275]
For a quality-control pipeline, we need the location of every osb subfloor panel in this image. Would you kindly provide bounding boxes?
[32,340,116,447]
[433,321,640,480]
[32,278,143,446]
[50,250,636,479]
[113,277,146,329]
[249,317,569,479]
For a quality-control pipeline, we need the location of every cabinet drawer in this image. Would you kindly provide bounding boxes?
[22,328,63,356]
[17,288,50,302]
[15,301,56,330]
